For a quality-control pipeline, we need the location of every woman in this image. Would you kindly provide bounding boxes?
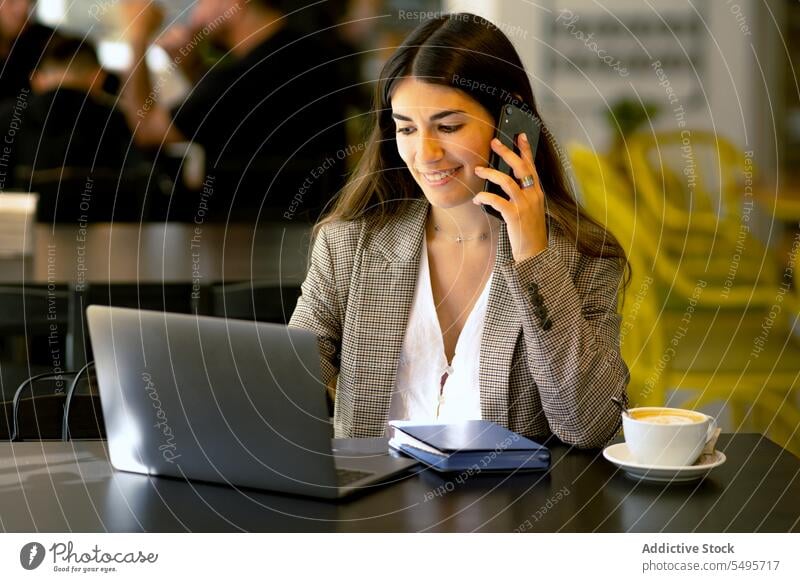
[289,13,630,448]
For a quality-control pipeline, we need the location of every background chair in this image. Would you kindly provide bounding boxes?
[571,149,781,309]
[211,281,301,324]
[625,131,779,291]
[70,283,199,368]
[570,144,800,455]
[0,285,70,404]
[8,371,75,441]
[62,361,104,441]
[4,363,104,442]
[627,130,746,229]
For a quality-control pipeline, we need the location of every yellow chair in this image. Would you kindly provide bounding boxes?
[627,131,745,229]
[569,145,666,403]
[569,145,800,455]
[576,146,779,307]
[626,131,779,290]
[600,132,784,309]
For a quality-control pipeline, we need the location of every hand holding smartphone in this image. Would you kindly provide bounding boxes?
[481,103,542,220]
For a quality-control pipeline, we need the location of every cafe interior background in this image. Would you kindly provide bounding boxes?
[0,0,798,456]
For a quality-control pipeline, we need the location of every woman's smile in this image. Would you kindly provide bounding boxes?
[417,166,463,186]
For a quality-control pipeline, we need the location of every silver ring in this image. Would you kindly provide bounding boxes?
[520,175,535,189]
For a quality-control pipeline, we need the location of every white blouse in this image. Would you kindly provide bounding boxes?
[387,237,493,432]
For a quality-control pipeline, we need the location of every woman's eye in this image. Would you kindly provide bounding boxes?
[396,127,415,135]
[439,124,463,134]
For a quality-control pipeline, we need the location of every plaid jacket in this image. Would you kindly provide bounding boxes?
[289,199,629,448]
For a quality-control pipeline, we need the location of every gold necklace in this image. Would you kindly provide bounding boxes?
[433,224,490,243]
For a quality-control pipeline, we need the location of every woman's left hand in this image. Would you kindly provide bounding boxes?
[473,134,548,262]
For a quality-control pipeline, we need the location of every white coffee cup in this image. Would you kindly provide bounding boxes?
[622,407,717,466]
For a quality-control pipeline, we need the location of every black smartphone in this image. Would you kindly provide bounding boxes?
[481,103,542,220]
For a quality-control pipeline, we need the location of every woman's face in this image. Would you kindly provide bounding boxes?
[391,78,495,209]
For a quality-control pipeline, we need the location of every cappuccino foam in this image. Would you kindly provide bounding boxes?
[629,409,705,425]
[640,414,694,425]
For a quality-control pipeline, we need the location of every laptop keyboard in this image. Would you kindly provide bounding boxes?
[336,468,374,487]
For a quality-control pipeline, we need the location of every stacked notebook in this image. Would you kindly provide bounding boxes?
[388,420,550,473]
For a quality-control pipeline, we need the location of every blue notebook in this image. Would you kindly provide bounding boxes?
[388,420,550,473]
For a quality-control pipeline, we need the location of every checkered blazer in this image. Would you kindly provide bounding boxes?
[289,199,629,448]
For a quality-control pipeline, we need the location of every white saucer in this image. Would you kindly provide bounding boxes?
[602,443,726,483]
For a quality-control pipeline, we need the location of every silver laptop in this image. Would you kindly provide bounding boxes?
[86,305,417,499]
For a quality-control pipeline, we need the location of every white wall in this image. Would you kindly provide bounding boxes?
[443,0,497,21]
[445,0,763,156]
[444,0,542,94]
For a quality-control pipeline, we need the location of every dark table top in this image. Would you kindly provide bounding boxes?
[0,434,797,532]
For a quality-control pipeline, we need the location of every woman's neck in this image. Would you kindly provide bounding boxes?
[427,202,501,242]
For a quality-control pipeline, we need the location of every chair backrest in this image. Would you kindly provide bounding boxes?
[0,285,70,330]
[9,373,70,441]
[787,245,800,331]
[569,144,666,406]
[627,131,749,230]
[211,281,302,324]
[8,367,105,441]
[62,362,104,441]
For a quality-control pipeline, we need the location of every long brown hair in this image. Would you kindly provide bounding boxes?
[317,13,629,286]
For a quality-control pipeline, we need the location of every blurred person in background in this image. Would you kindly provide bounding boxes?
[0,0,53,106]
[288,0,372,143]
[0,34,149,222]
[122,0,349,222]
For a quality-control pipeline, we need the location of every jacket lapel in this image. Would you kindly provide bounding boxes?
[353,200,428,435]
[480,223,522,427]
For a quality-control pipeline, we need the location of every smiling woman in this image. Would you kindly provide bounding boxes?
[289,13,631,448]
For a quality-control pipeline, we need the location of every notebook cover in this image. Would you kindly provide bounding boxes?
[393,420,548,453]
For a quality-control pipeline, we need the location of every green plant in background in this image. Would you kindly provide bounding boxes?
[605,98,659,173]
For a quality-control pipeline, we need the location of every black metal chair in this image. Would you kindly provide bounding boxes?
[0,285,71,393]
[9,362,104,442]
[211,281,301,324]
[61,361,104,441]
[70,284,201,367]
[9,371,75,441]
[0,285,70,332]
